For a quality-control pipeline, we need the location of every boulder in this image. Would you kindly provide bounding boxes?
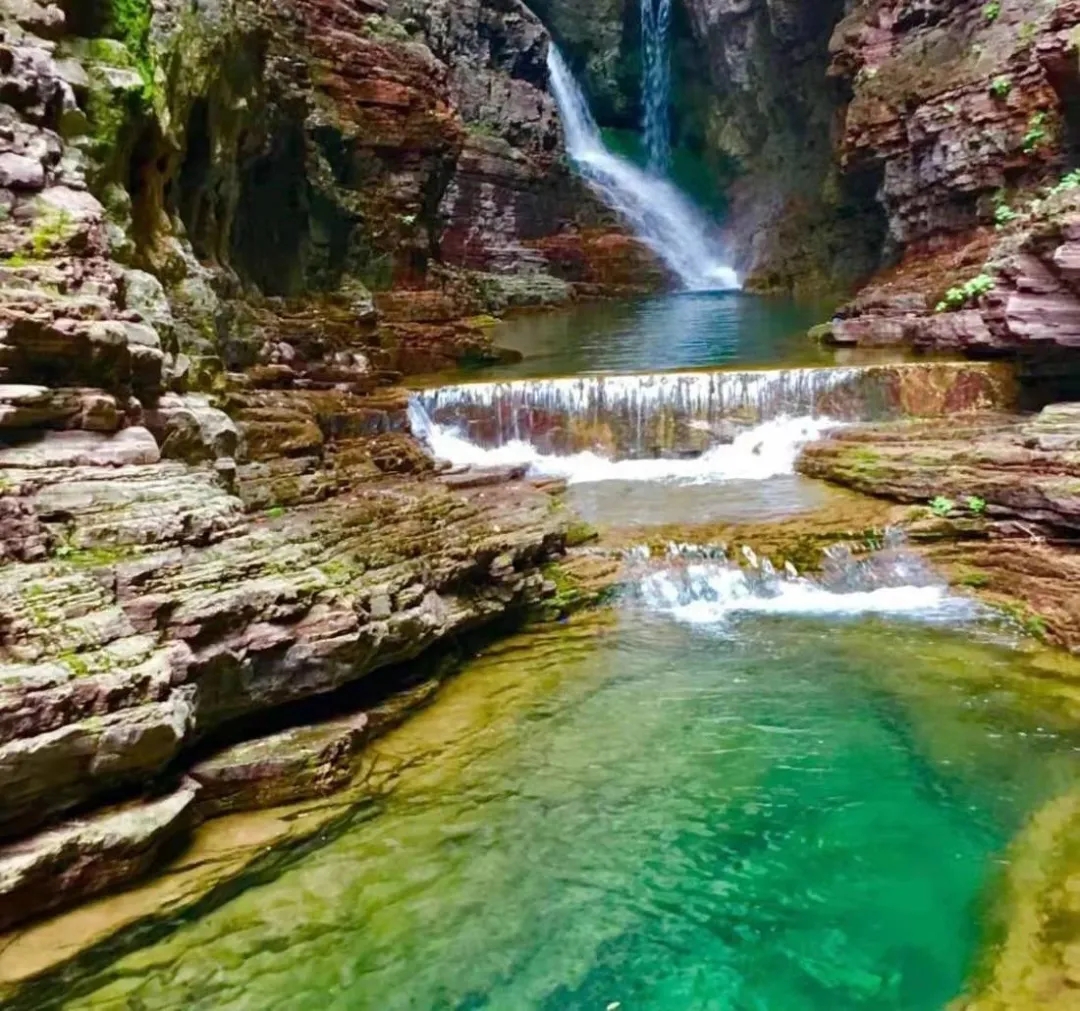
[143,394,239,464]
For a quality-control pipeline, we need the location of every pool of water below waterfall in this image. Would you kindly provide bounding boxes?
[45,295,1076,1011]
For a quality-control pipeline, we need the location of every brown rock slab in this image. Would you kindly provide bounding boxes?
[190,714,371,817]
[0,779,199,932]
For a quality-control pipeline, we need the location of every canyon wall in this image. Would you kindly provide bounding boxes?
[0,0,651,943]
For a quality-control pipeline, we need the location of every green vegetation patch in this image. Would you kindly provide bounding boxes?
[107,0,155,89]
[935,274,995,313]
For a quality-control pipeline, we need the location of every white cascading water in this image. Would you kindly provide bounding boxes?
[416,366,861,443]
[410,400,834,485]
[633,540,983,625]
[641,0,673,171]
[546,47,738,291]
[408,366,866,483]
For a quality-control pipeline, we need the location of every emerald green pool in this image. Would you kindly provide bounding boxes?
[61,607,1080,1011]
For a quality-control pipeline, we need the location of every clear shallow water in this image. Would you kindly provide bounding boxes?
[63,607,1080,1011]
[565,473,847,527]
[450,293,857,383]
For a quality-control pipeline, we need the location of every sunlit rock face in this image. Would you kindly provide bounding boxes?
[821,0,1080,356]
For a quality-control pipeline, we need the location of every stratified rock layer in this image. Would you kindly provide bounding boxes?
[799,404,1080,649]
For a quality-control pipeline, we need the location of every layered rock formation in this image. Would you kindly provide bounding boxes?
[0,0,629,939]
[817,0,1080,358]
[799,404,1080,650]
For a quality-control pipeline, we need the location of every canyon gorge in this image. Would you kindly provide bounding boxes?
[1,0,1080,1008]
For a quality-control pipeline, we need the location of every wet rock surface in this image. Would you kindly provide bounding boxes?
[799,404,1080,649]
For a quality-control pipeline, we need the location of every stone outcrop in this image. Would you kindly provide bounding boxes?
[0,438,571,919]
[817,0,1080,356]
[0,0,619,938]
[798,404,1080,649]
[0,780,199,933]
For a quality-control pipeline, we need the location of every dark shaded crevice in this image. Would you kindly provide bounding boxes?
[1045,58,1080,168]
[229,121,310,295]
[57,0,110,37]
[1017,353,1080,409]
[175,99,215,260]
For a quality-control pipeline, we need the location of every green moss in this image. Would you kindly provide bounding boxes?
[58,651,92,678]
[998,601,1050,642]
[362,14,410,42]
[466,120,502,140]
[59,545,135,568]
[565,522,599,548]
[29,207,74,257]
[107,0,155,90]
[955,569,991,589]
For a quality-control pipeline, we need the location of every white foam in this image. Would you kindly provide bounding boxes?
[410,402,835,485]
[639,564,977,626]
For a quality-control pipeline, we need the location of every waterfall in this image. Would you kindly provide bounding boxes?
[641,0,673,171]
[546,47,738,291]
[415,366,862,445]
[405,365,880,484]
[636,550,975,625]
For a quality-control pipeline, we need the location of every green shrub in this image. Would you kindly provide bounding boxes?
[930,496,955,517]
[935,274,995,312]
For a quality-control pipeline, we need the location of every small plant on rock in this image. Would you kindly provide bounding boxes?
[930,496,955,517]
[1023,112,1050,153]
[1048,169,1080,197]
[966,495,987,515]
[989,75,1012,99]
[983,1,1001,22]
[935,273,995,312]
[993,191,1018,228]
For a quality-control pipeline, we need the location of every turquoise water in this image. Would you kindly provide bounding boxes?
[469,293,842,381]
[62,610,1080,1011]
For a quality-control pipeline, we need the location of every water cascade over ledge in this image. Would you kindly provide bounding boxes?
[633,537,984,627]
[409,361,1015,485]
[546,47,739,291]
